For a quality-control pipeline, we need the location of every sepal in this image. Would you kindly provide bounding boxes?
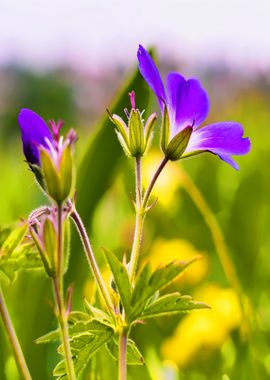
[40,145,73,204]
[165,126,193,161]
[128,109,145,157]
[161,103,170,153]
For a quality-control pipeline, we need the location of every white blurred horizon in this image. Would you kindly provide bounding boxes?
[1,0,270,72]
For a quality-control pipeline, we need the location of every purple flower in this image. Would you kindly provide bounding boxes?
[137,45,250,169]
[18,109,53,165]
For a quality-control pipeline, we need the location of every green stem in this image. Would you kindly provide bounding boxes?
[70,208,115,320]
[118,330,127,380]
[53,204,76,380]
[128,157,144,284]
[129,156,169,283]
[0,287,32,380]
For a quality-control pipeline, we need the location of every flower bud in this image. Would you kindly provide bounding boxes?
[128,109,144,157]
[109,90,157,158]
[165,126,193,161]
[40,144,73,204]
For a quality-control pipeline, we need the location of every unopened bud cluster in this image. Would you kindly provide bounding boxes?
[109,91,157,158]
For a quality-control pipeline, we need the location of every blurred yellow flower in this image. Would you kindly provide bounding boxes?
[161,284,242,368]
[83,266,112,304]
[148,238,209,286]
[142,151,181,207]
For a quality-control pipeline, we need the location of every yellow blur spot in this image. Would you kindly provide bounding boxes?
[142,151,181,207]
[161,284,242,368]
[83,266,112,304]
[148,238,209,286]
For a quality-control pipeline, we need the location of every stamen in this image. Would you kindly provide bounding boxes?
[124,108,130,119]
[49,119,64,142]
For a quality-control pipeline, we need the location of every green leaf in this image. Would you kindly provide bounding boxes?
[0,243,42,282]
[35,328,59,344]
[0,226,12,247]
[53,321,114,378]
[84,298,112,324]
[131,263,151,307]
[106,338,144,366]
[0,223,27,258]
[36,315,114,344]
[140,292,209,319]
[103,248,132,315]
[130,257,200,321]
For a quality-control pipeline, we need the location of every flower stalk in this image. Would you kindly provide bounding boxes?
[128,156,144,284]
[0,287,32,380]
[52,203,76,380]
[118,329,127,380]
[70,205,115,320]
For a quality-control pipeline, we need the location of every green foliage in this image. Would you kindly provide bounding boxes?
[54,328,113,379]
[0,224,42,282]
[36,312,114,378]
[103,248,132,315]
[106,338,144,366]
[140,292,209,319]
[0,223,27,258]
[130,257,200,322]
[0,243,42,282]
[36,311,114,344]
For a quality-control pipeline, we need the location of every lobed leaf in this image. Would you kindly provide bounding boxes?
[84,298,112,324]
[130,257,200,321]
[0,223,27,258]
[54,324,114,378]
[103,248,132,316]
[106,338,144,366]
[0,243,42,282]
[140,292,210,319]
[36,315,114,344]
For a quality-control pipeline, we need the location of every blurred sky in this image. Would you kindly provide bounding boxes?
[1,0,270,71]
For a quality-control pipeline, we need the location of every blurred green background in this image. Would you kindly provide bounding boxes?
[0,52,270,380]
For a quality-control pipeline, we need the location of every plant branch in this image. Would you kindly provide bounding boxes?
[0,286,32,380]
[118,330,127,380]
[70,207,115,320]
[52,203,76,380]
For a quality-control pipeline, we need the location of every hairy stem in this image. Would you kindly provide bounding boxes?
[129,156,169,284]
[128,157,144,284]
[118,330,127,380]
[53,204,76,380]
[70,208,115,320]
[0,287,32,380]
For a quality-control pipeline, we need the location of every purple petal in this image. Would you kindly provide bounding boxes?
[166,73,209,136]
[186,122,251,169]
[217,154,239,170]
[18,109,53,165]
[137,45,166,110]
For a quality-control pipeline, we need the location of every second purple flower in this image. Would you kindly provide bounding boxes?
[137,45,250,169]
